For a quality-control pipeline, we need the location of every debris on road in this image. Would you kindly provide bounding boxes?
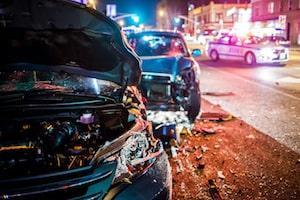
[202,91,235,97]
[208,179,223,200]
[171,146,178,158]
[200,112,234,122]
[201,145,209,153]
[170,99,300,200]
[246,134,255,139]
[175,159,184,173]
[217,171,226,179]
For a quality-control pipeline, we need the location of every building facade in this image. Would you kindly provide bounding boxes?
[187,1,250,35]
[251,0,300,45]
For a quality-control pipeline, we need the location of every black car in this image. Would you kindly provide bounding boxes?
[127,31,202,121]
[0,1,171,199]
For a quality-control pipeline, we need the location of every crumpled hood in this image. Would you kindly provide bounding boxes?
[0,0,141,86]
[140,55,193,79]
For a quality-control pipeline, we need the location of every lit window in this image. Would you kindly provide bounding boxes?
[268,2,275,13]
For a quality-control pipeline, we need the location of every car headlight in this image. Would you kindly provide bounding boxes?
[106,132,163,184]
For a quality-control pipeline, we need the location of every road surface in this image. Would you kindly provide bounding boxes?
[193,46,300,153]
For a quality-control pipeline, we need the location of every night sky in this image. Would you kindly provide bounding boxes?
[99,0,159,26]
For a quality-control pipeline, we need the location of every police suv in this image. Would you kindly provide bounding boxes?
[207,35,289,65]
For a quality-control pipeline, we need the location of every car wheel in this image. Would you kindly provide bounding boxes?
[210,50,219,61]
[187,88,201,122]
[245,52,256,65]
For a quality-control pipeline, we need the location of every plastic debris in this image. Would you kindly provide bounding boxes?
[201,145,209,153]
[175,159,184,173]
[246,134,255,139]
[202,91,235,96]
[208,179,223,200]
[171,146,178,158]
[217,171,225,179]
[196,152,203,160]
[195,161,205,174]
[200,112,234,122]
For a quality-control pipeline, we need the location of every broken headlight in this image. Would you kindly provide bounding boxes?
[107,132,163,184]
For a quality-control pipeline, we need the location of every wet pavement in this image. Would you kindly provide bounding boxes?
[196,55,300,153]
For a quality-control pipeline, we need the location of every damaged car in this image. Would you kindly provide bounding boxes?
[127,31,202,121]
[0,0,171,199]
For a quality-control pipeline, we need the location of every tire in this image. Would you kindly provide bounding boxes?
[245,52,256,65]
[210,50,219,61]
[187,88,201,122]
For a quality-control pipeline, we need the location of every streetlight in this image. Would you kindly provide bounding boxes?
[131,15,139,23]
[86,0,96,9]
[175,15,199,35]
[118,20,125,27]
[158,9,165,17]
[174,17,181,24]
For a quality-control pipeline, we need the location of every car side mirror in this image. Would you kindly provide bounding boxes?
[192,49,202,57]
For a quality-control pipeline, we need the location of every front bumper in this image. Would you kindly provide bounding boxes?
[105,151,172,200]
[256,51,289,64]
[0,151,172,200]
[0,162,117,200]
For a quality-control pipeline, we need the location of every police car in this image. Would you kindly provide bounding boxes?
[207,35,289,65]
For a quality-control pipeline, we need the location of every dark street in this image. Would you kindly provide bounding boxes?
[1,0,300,199]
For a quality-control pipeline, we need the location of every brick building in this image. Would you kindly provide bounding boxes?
[187,1,250,35]
[251,0,300,45]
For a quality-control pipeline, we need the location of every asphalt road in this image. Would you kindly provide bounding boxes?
[193,47,300,153]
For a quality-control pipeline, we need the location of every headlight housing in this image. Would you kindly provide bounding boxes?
[106,132,163,184]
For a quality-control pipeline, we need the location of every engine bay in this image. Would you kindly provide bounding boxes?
[0,107,129,179]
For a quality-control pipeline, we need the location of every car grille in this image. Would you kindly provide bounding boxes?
[141,74,172,102]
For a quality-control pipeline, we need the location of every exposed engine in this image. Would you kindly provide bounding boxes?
[0,110,128,179]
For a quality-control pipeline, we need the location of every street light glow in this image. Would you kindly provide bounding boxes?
[87,0,96,9]
[174,17,180,24]
[118,20,125,27]
[158,9,165,17]
[132,15,140,23]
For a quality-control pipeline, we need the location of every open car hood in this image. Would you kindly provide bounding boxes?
[0,0,141,86]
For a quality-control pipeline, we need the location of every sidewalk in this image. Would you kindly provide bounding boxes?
[171,99,300,200]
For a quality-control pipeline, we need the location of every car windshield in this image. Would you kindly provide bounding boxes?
[128,35,188,57]
[0,68,122,99]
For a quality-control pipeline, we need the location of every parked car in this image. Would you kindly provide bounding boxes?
[127,30,202,121]
[0,0,171,199]
[207,35,289,65]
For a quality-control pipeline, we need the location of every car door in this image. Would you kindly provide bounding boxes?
[215,36,231,59]
[228,36,244,61]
